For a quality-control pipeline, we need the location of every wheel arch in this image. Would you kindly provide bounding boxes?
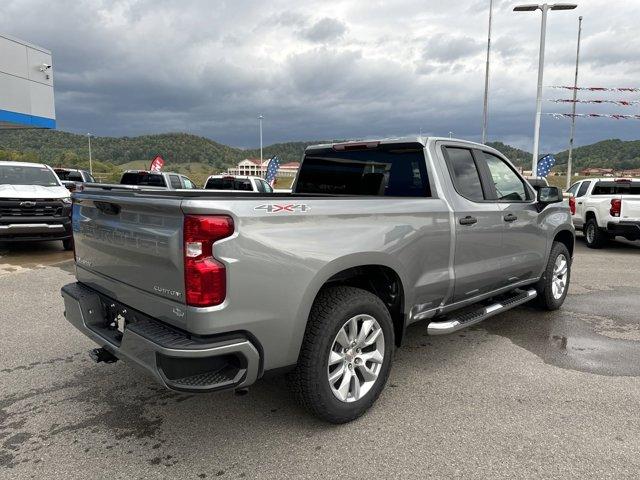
[293,254,410,355]
[553,228,575,259]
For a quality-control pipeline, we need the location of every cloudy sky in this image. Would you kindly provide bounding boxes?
[2,0,639,151]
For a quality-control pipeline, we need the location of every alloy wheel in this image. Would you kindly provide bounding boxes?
[327,314,385,403]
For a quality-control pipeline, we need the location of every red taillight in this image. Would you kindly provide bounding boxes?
[183,215,234,307]
[568,195,576,215]
[610,198,622,217]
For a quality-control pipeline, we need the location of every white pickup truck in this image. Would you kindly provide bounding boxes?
[567,177,640,248]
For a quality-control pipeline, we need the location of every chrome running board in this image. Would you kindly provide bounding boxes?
[426,288,537,336]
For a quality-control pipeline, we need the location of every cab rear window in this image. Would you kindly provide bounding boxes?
[295,143,430,196]
[120,172,166,187]
[205,178,253,191]
[592,182,640,195]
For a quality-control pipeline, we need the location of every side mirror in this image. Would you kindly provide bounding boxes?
[537,186,562,205]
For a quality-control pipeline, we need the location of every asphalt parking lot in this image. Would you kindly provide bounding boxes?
[1,237,639,479]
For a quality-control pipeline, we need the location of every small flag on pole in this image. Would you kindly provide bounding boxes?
[264,156,280,186]
[536,154,556,178]
[149,155,165,172]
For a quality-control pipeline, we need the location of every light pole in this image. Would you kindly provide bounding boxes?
[481,0,494,144]
[87,133,93,174]
[258,114,264,167]
[514,3,577,176]
[566,16,583,189]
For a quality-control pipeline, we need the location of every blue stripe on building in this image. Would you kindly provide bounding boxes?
[0,108,56,129]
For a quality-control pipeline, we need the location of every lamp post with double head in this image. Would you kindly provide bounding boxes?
[514,3,577,176]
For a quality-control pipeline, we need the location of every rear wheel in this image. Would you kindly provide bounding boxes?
[535,241,571,310]
[584,218,607,249]
[290,286,394,423]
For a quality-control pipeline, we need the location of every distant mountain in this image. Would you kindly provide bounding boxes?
[554,139,640,170]
[1,129,639,173]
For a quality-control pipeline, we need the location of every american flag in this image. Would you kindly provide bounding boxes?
[536,154,556,178]
[264,156,280,186]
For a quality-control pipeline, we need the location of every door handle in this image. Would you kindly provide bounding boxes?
[577,202,583,205]
[503,213,518,222]
[459,216,478,226]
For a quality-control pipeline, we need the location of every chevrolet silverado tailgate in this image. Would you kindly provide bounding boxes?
[72,192,186,311]
[620,196,640,221]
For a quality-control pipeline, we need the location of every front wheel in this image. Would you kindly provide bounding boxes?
[62,238,74,251]
[290,286,394,423]
[535,241,571,310]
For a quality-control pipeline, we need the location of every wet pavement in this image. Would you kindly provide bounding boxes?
[0,241,73,277]
[1,235,639,479]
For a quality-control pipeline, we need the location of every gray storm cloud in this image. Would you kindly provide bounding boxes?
[1,0,638,152]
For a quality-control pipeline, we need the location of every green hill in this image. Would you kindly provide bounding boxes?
[1,129,639,175]
[554,139,640,170]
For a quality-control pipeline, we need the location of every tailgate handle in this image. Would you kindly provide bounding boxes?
[94,201,121,215]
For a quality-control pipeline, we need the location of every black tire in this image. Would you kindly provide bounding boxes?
[534,241,571,311]
[583,218,607,249]
[290,286,395,424]
[62,238,74,251]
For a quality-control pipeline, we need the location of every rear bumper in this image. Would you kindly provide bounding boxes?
[607,221,640,240]
[61,282,261,393]
[0,217,71,241]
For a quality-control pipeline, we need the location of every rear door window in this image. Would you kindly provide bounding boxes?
[295,143,430,197]
[443,147,485,201]
[169,175,182,189]
[577,181,591,197]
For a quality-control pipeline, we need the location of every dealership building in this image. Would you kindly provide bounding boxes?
[0,33,55,130]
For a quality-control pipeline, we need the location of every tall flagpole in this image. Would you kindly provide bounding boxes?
[566,16,583,189]
[481,0,493,144]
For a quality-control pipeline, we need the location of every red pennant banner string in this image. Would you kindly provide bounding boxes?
[546,113,640,120]
[549,99,640,106]
[548,86,640,92]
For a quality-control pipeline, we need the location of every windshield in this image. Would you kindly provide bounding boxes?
[0,165,60,186]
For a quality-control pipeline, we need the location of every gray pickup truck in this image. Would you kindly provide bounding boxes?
[61,137,574,423]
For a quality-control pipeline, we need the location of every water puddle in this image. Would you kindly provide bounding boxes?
[482,289,640,377]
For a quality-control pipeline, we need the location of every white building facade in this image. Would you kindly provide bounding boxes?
[0,33,55,129]
[227,158,300,178]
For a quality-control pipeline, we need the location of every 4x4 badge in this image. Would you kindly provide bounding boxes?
[255,204,310,213]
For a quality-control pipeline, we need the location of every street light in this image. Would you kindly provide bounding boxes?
[514,3,577,176]
[87,133,93,175]
[481,0,494,144]
[258,114,264,166]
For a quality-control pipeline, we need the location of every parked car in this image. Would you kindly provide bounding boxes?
[0,161,73,250]
[120,170,198,189]
[61,137,574,423]
[54,168,95,192]
[204,175,273,193]
[567,177,640,248]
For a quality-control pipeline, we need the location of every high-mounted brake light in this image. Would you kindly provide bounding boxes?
[610,198,622,217]
[333,141,380,151]
[183,215,234,307]
[568,195,576,215]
